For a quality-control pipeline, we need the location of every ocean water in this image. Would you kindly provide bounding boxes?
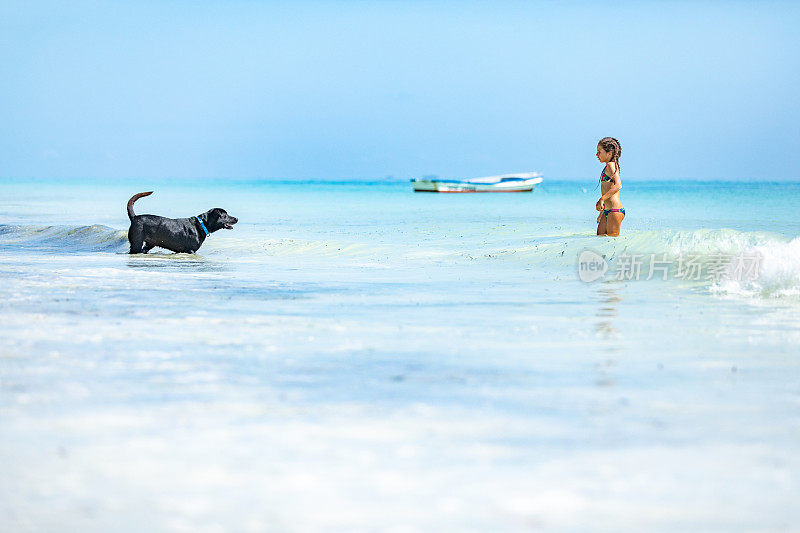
[1,177,799,531]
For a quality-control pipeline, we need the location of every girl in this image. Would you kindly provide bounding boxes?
[595,137,625,237]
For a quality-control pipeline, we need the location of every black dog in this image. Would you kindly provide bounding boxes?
[127,191,238,254]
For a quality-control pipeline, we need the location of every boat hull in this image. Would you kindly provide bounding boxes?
[411,174,542,193]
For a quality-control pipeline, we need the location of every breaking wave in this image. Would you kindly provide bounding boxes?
[614,229,800,298]
[0,224,128,253]
[508,228,800,299]
[2,223,798,298]
[710,236,800,298]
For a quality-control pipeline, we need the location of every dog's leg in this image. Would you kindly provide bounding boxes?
[128,227,145,254]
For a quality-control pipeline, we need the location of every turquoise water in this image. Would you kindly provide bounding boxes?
[1,178,799,531]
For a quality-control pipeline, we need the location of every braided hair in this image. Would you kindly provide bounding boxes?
[598,137,622,176]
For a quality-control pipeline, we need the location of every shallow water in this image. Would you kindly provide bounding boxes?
[1,178,799,531]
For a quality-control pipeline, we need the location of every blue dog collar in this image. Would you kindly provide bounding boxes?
[195,216,209,236]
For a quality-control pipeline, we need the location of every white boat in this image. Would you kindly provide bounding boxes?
[411,172,542,193]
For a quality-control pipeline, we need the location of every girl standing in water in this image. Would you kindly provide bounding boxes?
[595,137,625,236]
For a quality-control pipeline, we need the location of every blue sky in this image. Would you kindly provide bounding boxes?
[1,1,798,180]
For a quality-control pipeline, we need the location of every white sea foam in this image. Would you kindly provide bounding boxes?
[711,236,800,298]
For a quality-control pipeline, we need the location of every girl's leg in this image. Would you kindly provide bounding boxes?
[597,214,607,235]
[605,212,625,237]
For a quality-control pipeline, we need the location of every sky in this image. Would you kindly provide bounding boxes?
[1,0,799,180]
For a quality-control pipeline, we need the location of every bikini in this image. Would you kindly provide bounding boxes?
[599,168,625,217]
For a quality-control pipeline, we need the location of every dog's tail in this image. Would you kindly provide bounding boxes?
[127,191,153,220]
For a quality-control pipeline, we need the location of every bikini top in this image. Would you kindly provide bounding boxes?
[600,168,614,182]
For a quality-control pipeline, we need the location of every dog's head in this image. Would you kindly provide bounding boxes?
[204,208,238,232]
